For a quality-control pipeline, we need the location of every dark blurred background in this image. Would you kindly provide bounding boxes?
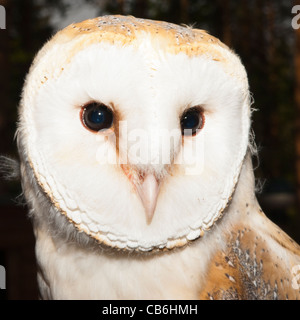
[0,0,300,299]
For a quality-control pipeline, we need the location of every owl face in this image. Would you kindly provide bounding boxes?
[18,16,250,251]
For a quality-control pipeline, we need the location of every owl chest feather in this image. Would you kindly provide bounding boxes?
[34,206,300,300]
[24,154,300,300]
[35,226,210,299]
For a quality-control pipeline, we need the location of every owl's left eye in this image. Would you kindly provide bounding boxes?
[180,107,204,136]
[81,102,114,132]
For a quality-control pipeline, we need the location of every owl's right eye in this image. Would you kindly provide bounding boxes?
[81,102,114,132]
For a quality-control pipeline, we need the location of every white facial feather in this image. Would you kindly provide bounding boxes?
[17,16,251,251]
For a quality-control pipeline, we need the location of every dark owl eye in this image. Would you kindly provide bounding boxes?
[180,107,204,136]
[81,102,113,132]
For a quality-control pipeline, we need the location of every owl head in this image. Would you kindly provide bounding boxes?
[17,15,251,252]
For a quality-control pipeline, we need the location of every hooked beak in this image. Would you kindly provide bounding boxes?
[121,165,161,224]
[135,173,161,224]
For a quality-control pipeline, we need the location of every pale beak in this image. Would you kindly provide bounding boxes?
[121,165,161,223]
[135,173,161,224]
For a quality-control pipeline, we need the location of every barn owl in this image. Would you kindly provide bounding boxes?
[16,15,300,300]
